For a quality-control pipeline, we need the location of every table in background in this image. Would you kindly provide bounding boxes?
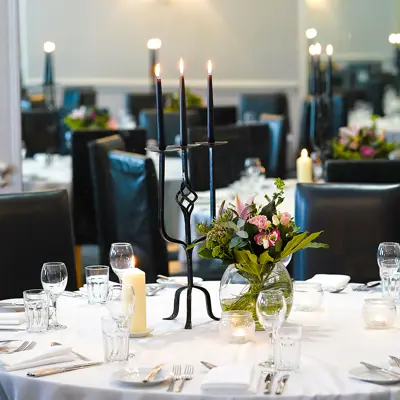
[0,282,399,399]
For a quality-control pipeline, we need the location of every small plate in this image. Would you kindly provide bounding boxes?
[156,277,203,287]
[130,329,153,338]
[349,365,400,384]
[113,366,170,386]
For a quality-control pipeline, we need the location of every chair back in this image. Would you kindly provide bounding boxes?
[72,129,147,245]
[194,106,237,126]
[108,151,168,282]
[325,160,400,184]
[125,93,171,122]
[63,87,97,110]
[21,110,60,157]
[293,183,400,283]
[0,190,76,299]
[89,135,125,268]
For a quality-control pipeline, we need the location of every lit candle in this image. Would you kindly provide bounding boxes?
[121,261,147,333]
[314,42,322,95]
[147,38,162,93]
[296,149,313,183]
[43,41,55,85]
[326,44,333,98]
[179,58,188,147]
[207,60,215,143]
[154,63,165,151]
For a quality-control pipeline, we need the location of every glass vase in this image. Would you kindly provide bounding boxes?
[219,256,293,330]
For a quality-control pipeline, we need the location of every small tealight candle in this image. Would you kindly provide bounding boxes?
[296,149,313,183]
[219,311,255,344]
[362,298,396,330]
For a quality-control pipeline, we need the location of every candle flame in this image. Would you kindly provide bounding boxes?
[155,63,160,78]
[43,41,56,53]
[326,44,333,56]
[132,255,136,268]
[301,149,308,158]
[179,58,184,75]
[309,44,316,56]
[314,42,322,55]
[208,60,212,75]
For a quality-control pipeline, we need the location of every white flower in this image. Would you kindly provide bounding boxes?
[272,215,280,226]
[262,238,270,249]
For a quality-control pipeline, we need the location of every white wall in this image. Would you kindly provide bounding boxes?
[0,0,21,192]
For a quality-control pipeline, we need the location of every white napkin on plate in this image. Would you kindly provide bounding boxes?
[307,274,351,291]
[201,364,255,394]
[0,345,75,371]
[0,312,25,326]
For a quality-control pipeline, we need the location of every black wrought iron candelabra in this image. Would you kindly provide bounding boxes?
[146,140,225,329]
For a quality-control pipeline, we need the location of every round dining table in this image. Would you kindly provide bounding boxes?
[1,282,400,399]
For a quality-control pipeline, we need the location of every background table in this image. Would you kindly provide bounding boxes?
[1,282,400,399]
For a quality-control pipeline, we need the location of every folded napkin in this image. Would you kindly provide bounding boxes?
[0,345,75,371]
[201,364,255,394]
[0,312,25,326]
[307,274,351,291]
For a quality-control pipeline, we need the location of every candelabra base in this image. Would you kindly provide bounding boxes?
[163,284,220,329]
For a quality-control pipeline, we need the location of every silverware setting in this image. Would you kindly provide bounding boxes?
[200,360,217,370]
[27,361,103,377]
[175,364,194,393]
[50,341,91,362]
[360,361,400,378]
[389,355,400,368]
[275,374,290,395]
[10,341,36,353]
[167,365,181,392]
[143,364,164,383]
[264,372,275,394]
[353,281,381,292]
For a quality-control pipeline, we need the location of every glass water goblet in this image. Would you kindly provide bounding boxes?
[256,289,287,368]
[109,243,134,283]
[377,242,400,298]
[41,262,68,330]
[106,284,135,325]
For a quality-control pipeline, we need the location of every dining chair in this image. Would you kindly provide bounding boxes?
[325,160,400,184]
[89,135,126,270]
[293,183,400,283]
[62,86,97,110]
[194,106,237,126]
[108,150,169,283]
[125,93,172,122]
[0,190,77,299]
[72,129,147,272]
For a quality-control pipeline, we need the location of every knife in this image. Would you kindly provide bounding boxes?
[275,374,289,395]
[143,364,163,383]
[264,372,275,394]
[27,362,103,377]
[360,362,400,379]
[200,361,217,370]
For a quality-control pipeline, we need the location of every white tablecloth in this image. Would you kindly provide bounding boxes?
[1,282,399,399]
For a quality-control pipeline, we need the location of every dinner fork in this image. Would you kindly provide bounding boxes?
[167,365,181,392]
[389,355,400,368]
[24,342,36,351]
[10,341,30,353]
[175,364,194,393]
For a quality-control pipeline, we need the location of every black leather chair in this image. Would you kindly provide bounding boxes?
[108,151,169,283]
[72,129,147,248]
[63,87,97,110]
[325,160,400,183]
[0,190,77,299]
[21,110,60,157]
[89,135,126,269]
[125,93,172,122]
[194,106,237,126]
[293,183,400,283]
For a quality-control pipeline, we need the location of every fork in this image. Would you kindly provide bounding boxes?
[175,364,194,393]
[10,341,30,353]
[389,355,400,368]
[167,365,181,392]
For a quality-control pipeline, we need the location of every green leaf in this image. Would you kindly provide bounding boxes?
[259,250,274,264]
[198,247,213,259]
[229,236,242,249]
[237,219,245,229]
[280,232,308,258]
[304,241,329,249]
[222,221,238,232]
[236,231,248,239]
[187,241,203,250]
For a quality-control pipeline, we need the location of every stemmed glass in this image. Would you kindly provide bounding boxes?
[109,243,134,283]
[106,284,135,325]
[377,242,400,298]
[256,289,287,368]
[41,262,68,330]
[243,158,266,187]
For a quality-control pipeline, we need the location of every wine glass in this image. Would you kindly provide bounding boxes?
[377,242,400,298]
[109,243,134,283]
[243,157,266,186]
[106,284,135,325]
[41,262,68,330]
[256,289,287,368]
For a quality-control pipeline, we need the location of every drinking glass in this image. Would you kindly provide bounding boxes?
[23,289,49,333]
[102,316,130,363]
[41,262,68,330]
[377,242,400,298]
[109,243,134,283]
[273,323,302,371]
[85,266,109,304]
[106,284,135,324]
[256,289,287,368]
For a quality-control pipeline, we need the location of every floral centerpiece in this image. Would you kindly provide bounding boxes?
[166,88,203,111]
[64,106,117,130]
[332,123,398,160]
[195,179,328,328]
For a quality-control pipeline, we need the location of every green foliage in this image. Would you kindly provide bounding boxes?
[64,107,111,130]
[166,88,204,111]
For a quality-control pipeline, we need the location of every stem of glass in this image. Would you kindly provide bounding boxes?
[51,295,58,325]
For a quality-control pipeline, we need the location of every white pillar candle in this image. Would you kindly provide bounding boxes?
[122,267,146,333]
[296,149,313,183]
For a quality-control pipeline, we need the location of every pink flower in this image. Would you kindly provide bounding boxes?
[360,146,376,158]
[254,232,266,246]
[339,125,359,138]
[235,194,251,221]
[107,118,118,130]
[280,212,291,226]
[248,215,270,232]
[349,141,359,150]
[267,229,281,246]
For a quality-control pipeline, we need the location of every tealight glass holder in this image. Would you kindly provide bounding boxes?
[219,311,255,344]
[362,297,397,329]
[293,282,324,311]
